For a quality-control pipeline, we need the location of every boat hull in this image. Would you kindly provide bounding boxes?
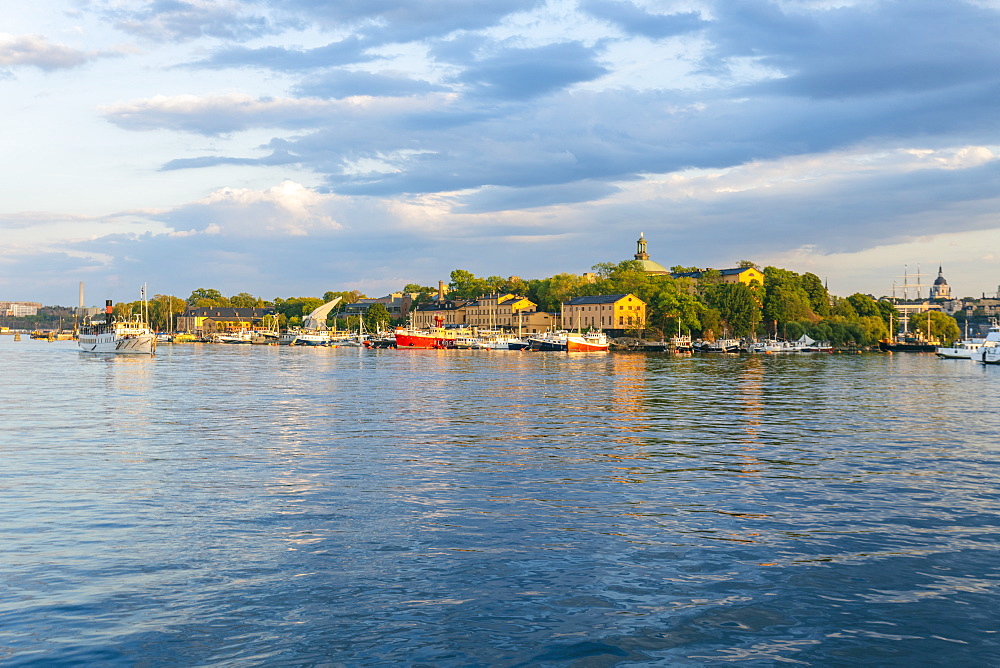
[936,347,977,359]
[78,331,156,354]
[565,335,609,352]
[528,337,566,351]
[879,342,937,352]
[394,329,457,349]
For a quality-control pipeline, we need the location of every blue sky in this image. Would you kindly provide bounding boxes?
[3,0,1000,305]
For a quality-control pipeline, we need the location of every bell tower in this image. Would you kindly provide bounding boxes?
[634,233,650,261]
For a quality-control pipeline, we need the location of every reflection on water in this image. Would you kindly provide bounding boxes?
[1,338,999,665]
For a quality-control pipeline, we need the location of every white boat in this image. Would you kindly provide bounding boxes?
[214,330,253,344]
[980,346,1000,365]
[670,334,693,352]
[565,330,609,352]
[699,338,741,352]
[472,332,528,350]
[78,296,156,355]
[527,330,609,352]
[748,339,802,353]
[936,322,1000,359]
[286,297,345,346]
[293,330,334,346]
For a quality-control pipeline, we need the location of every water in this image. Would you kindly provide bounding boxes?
[1,338,998,666]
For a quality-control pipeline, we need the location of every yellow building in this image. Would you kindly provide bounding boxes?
[176,307,275,336]
[562,294,646,331]
[411,294,556,333]
[463,294,536,328]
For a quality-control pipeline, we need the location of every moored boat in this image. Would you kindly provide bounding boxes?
[698,338,741,353]
[471,331,528,350]
[566,330,609,352]
[936,322,1000,359]
[980,346,1000,365]
[879,336,939,352]
[527,331,568,351]
[394,326,470,349]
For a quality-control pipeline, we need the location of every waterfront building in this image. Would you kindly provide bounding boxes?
[562,294,646,333]
[342,292,417,319]
[176,306,275,336]
[410,295,556,333]
[464,294,536,328]
[1,301,43,317]
[410,300,469,328]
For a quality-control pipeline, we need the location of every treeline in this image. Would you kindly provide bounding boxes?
[94,259,961,345]
[105,288,378,332]
[435,261,960,346]
[0,305,75,330]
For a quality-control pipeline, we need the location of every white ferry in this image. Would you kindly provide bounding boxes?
[78,298,156,355]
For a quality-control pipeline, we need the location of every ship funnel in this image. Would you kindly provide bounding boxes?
[105,300,113,323]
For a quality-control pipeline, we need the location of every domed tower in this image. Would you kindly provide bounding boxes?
[930,265,951,300]
[632,233,668,275]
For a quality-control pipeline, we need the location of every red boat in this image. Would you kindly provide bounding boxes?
[566,331,609,352]
[394,315,474,349]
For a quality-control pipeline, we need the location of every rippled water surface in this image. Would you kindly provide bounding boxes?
[2,338,999,666]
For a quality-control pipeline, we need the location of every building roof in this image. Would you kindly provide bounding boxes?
[413,300,467,312]
[565,294,634,305]
[637,259,669,274]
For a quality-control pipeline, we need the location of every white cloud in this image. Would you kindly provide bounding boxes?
[0,33,103,70]
[182,180,345,236]
[629,144,1000,198]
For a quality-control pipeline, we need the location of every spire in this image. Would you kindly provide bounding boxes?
[634,233,649,261]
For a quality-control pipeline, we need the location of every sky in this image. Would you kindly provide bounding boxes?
[3,0,1000,306]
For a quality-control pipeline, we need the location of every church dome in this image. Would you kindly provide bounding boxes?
[934,275,948,285]
[632,232,669,274]
[638,259,668,274]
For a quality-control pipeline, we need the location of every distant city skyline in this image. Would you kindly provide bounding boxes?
[3,1,1000,305]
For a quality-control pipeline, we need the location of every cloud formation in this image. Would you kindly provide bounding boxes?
[0,33,106,70]
[4,0,1000,303]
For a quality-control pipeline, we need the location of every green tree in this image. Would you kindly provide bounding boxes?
[705,282,761,337]
[651,279,701,336]
[800,272,830,316]
[831,297,858,319]
[908,311,960,343]
[855,315,888,344]
[762,267,815,326]
[531,273,589,312]
[448,269,490,300]
[230,292,264,308]
[364,303,392,333]
[149,294,186,331]
[187,288,229,307]
[325,290,365,304]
